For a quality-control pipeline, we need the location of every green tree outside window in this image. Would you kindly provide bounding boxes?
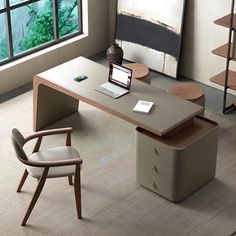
[21,0,78,51]
[0,39,8,60]
[0,0,79,61]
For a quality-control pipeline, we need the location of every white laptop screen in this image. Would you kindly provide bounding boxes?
[108,63,132,89]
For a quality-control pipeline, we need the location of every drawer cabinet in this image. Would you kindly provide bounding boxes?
[136,116,219,202]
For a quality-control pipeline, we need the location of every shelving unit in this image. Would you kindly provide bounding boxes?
[210,0,236,113]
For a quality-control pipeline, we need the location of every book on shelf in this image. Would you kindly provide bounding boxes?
[133,100,154,114]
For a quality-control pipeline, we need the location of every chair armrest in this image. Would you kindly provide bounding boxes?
[20,157,82,168]
[24,127,73,153]
[24,127,73,142]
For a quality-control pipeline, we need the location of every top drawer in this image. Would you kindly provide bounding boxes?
[136,129,178,166]
[135,116,218,167]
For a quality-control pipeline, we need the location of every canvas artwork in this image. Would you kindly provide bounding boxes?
[115,0,185,78]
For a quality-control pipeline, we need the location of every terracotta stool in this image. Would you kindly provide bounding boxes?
[125,63,150,84]
[167,82,205,115]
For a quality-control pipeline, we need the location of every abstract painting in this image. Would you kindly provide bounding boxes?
[115,0,185,78]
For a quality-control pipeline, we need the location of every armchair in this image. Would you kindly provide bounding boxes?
[11,127,82,226]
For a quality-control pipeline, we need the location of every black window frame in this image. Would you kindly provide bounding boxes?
[0,0,83,66]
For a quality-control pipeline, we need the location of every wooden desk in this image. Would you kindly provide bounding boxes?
[33,57,218,201]
[33,57,203,134]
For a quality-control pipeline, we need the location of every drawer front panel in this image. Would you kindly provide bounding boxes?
[136,130,178,167]
[136,151,177,198]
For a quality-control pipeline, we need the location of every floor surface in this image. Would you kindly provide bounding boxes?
[1,53,236,235]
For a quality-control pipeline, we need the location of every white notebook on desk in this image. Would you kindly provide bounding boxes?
[133,100,154,114]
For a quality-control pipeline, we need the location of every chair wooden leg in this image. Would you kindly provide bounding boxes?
[68,175,73,185]
[21,167,49,226]
[17,169,28,193]
[74,164,82,219]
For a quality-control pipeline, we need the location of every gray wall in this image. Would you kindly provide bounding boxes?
[180,0,234,93]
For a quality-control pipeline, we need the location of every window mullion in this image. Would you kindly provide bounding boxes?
[53,0,59,39]
[5,0,14,58]
[0,0,40,13]
[78,0,82,33]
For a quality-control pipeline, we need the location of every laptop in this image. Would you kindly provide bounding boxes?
[95,62,132,98]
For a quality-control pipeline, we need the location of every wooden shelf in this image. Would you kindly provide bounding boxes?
[211,2,236,113]
[210,70,236,90]
[214,14,236,29]
[212,43,236,60]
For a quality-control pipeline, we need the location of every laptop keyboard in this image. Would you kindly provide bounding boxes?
[99,86,120,98]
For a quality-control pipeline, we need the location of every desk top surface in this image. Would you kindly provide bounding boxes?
[36,56,203,136]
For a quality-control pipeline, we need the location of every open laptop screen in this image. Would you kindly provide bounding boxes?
[109,63,132,89]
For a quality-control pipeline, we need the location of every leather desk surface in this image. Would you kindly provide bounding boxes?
[34,57,203,136]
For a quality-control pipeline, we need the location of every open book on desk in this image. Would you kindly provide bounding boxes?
[133,100,154,114]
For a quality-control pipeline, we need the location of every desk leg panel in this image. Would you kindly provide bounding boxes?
[34,84,79,131]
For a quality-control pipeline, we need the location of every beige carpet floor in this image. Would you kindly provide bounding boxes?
[0,90,236,236]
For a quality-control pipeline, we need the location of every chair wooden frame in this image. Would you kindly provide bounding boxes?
[11,127,82,226]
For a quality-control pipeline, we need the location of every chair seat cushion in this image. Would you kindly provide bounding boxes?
[27,146,80,178]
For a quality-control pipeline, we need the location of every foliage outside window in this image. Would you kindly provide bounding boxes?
[0,0,82,64]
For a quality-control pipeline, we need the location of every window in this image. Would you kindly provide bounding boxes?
[0,0,82,65]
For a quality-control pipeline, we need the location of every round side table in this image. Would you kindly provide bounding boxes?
[167,82,205,115]
[124,63,150,84]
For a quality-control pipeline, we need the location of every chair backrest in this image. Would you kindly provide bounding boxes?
[11,128,28,161]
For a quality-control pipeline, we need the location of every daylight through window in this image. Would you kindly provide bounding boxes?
[0,0,82,65]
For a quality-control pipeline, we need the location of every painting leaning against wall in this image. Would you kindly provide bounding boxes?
[115,0,185,79]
